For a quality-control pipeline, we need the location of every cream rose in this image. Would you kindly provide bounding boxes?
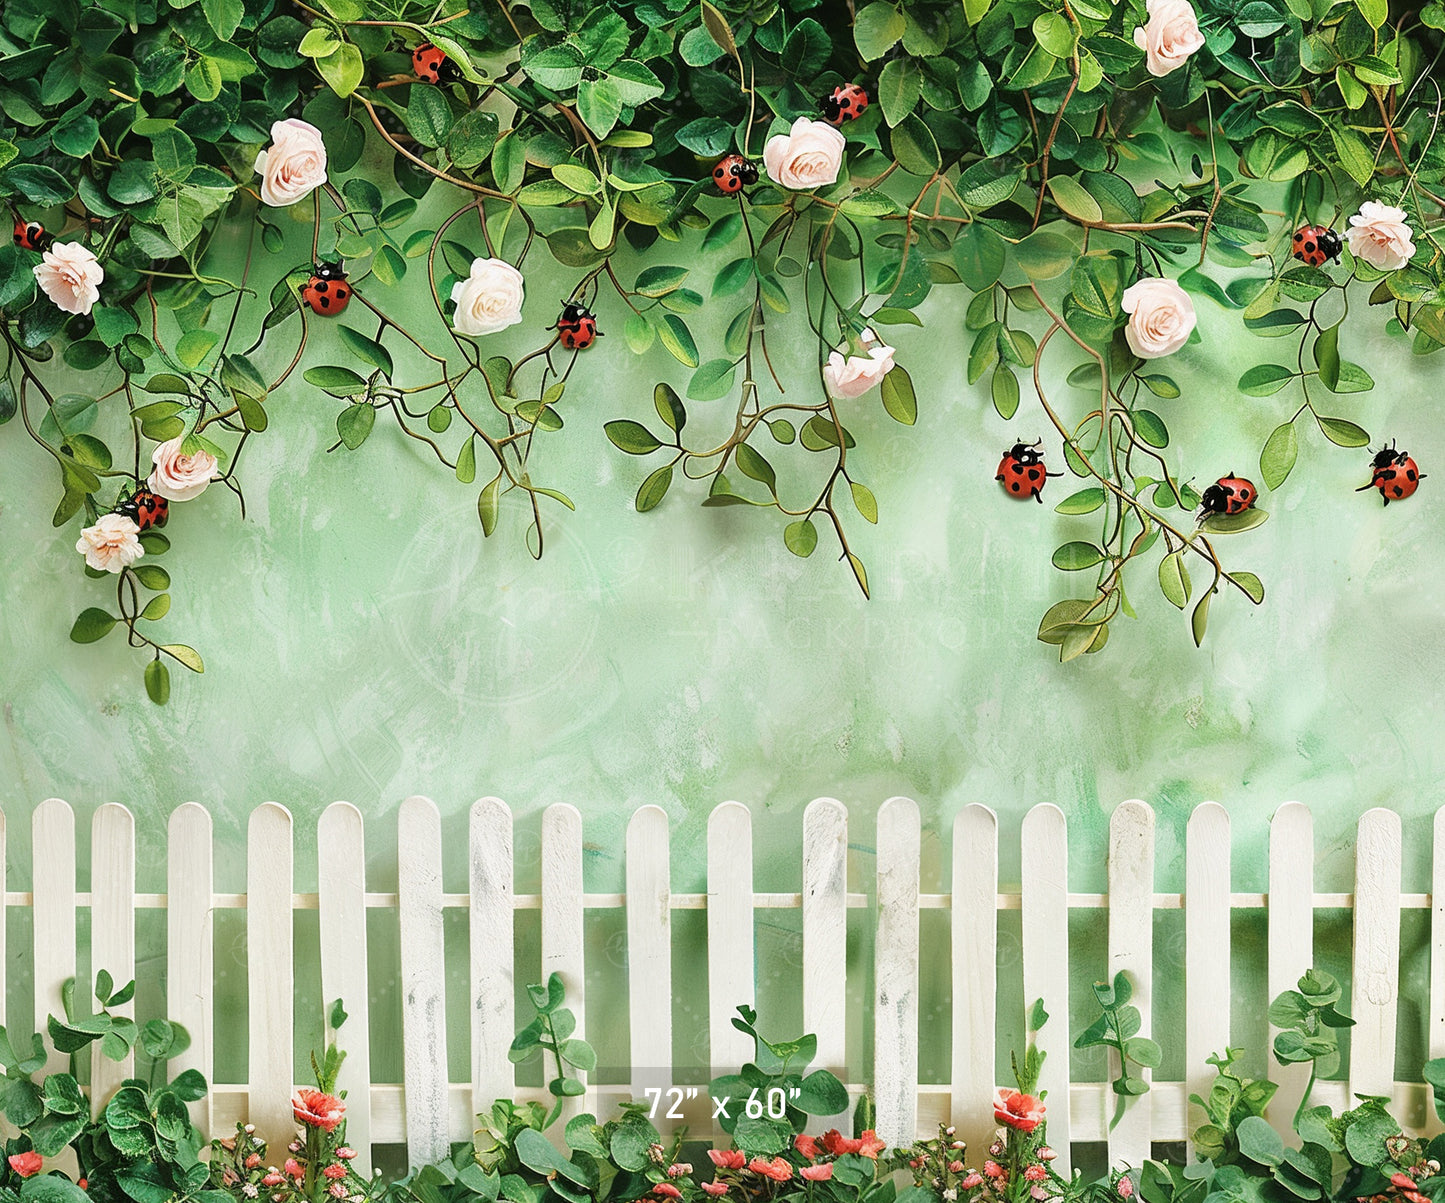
[76,513,144,573]
[33,242,103,316]
[1133,0,1206,77]
[1346,201,1416,271]
[148,437,219,502]
[450,257,525,337]
[823,330,896,398]
[763,118,846,191]
[1121,277,1196,359]
[253,119,328,208]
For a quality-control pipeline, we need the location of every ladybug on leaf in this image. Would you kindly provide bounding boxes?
[996,441,1061,502]
[301,262,352,316]
[712,154,758,195]
[1291,223,1343,267]
[413,42,460,84]
[821,83,868,125]
[553,301,600,350]
[1199,474,1257,516]
[1357,442,1424,505]
[13,218,52,253]
[116,486,169,531]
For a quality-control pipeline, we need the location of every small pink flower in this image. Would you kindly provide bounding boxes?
[323,1165,347,1180]
[1392,1176,1419,1192]
[795,1135,820,1161]
[284,1160,305,1179]
[76,512,143,573]
[1117,1178,1135,1199]
[983,1162,1004,1180]
[1031,1187,1050,1201]
[336,1149,357,1161]
[654,1185,683,1199]
[909,1159,923,1170]
[749,1158,792,1182]
[246,1155,262,1169]
[328,1184,347,1199]
[709,1151,746,1170]
[1025,1165,1047,1182]
[1039,1147,1056,1162]
[948,1162,965,1173]
[961,1175,984,1190]
[667,1164,692,1178]
[33,242,103,316]
[702,1186,728,1198]
[800,1165,833,1182]
[9,1153,43,1179]
[857,1131,885,1160]
[262,1174,285,1187]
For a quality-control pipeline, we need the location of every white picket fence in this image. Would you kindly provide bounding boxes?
[8,798,1440,1178]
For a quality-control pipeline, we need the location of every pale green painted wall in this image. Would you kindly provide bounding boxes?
[1,191,1442,1122]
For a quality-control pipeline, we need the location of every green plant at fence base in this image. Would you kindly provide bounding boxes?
[506,973,599,1129]
[1072,972,1162,1130]
[1267,968,1355,1126]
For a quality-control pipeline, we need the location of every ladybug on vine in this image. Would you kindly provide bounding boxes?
[116,486,169,531]
[1357,442,1425,505]
[996,441,1060,502]
[821,83,868,125]
[13,218,51,253]
[712,154,758,195]
[412,42,459,84]
[553,301,600,350]
[1199,474,1257,516]
[1291,224,1343,267]
[301,262,352,316]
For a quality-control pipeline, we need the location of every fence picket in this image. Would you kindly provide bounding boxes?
[803,798,848,1077]
[471,798,515,1119]
[542,804,586,1120]
[1186,802,1230,1129]
[952,804,997,1156]
[34,798,76,1078]
[319,802,372,1173]
[627,806,672,1096]
[708,802,754,1073]
[1267,802,1313,1134]
[91,803,135,1113]
[875,796,920,1150]
[1432,807,1445,1064]
[1351,808,1402,1100]
[399,796,450,1168]
[0,811,6,1033]
[168,803,213,1131]
[248,802,294,1145]
[1107,800,1155,1169]
[1021,804,1070,1174]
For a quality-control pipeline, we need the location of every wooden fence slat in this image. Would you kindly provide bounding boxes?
[1107,800,1155,1169]
[708,802,754,1073]
[319,802,372,1173]
[952,804,997,1157]
[91,803,135,1114]
[248,803,294,1145]
[803,799,848,1077]
[168,803,213,1131]
[34,798,76,1078]
[1021,804,1071,1173]
[470,798,515,1120]
[1351,808,1402,1100]
[1267,802,1313,1134]
[875,796,920,1150]
[542,804,586,1121]
[399,796,449,1168]
[0,811,6,1034]
[1432,806,1445,1064]
[1186,802,1231,1131]
[627,806,672,1095]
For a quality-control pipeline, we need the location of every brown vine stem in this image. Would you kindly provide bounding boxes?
[357,96,510,200]
[1032,65,1080,230]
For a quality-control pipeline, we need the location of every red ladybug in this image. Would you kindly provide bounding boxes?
[553,301,599,350]
[412,42,458,83]
[1357,444,1425,505]
[711,154,759,195]
[116,486,169,531]
[1291,224,1343,267]
[996,441,1060,502]
[821,83,868,125]
[1199,474,1257,516]
[13,219,51,253]
[301,262,352,316]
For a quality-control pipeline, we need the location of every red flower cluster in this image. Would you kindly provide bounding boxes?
[993,1090,1045,1134]
[820,1129,885,1158]
[294,1090,345,1132]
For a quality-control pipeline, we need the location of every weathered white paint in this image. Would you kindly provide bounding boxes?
[952,804,997,1158]
[875,796,920,1149]
[90,803,135,1113]
[399,795,450,1168]
[1351,808,1401,1101]
[247,802,294,1146]
[1107,800,1155,1169]
[1021,803,1071,1174]
[1186,802,1230,1129]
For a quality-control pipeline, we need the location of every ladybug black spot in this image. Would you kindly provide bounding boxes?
[1304,241,1315,253]
[1393,485,1404,496]
[319,296,330,308]
[1407,469,1417,480]
[1011,482,1020,492]
[1027,468,1041,481]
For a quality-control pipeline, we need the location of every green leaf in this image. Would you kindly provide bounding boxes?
[455,436,476,484]
[406,86,454,149]
[317,40,364,97]
[1316,416,1369,447]
[1014,230,1078,280]
[880,365,917,425]
[636,464,673,512]
[144,659,171,705]
[635,265,689,297]
[132,564,170,590]
[71,608,118,643]
[854,2,906,59]
[306,365,369,395]
[700,0,738,56]
[605,420,663,455]
[577,77,623,139]
[1158,551,1190,609]
[991,365,1019,419]
[1048,175,1103,223]
[1238,364,1295,396]
[336,402,376,449]
[851,481,878,524]
[175,329,218,369]
[1132,410,1168,448]
[1055,487,1105,514]
[1237,1115,1285,1166]
[784,519,818,557]
[877,58,921,126]
[953,224,1006,290]
[734,443,776,493]
[658,315,699,367]
[688,358,736,401]
[161,644,204,673]
[338,327,394,377]
[1052,542,1105,570]
[654,383,686,434]
[478,476,502,536]
[1192,592,1211,647]
[1260,422,1298,489]
[1313,322,1340,391]
[1228,571,1265,604]
[1200,508,1269,534]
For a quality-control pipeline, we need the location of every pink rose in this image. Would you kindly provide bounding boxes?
[148,437,219,502]
[76,513,144,573]
[1132,0,1205,76]
[763,118,846,191]
[1346,201,1416,271]
[253,119,328,208]
[1120,277,1196,358]
[34,242,103,316]
[823,329,896,399]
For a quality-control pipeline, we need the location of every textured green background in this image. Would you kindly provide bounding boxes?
[1,199,1441,1118]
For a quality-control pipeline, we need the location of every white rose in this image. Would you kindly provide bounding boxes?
[253,119,328,208]
[763,118,846,191]
[1346,201,1416,271]
[76,513,144,573]
[450,257,525,336]
[148,437,219,502]
[823,330,896,398]
[33,242,103,316]
[1121,277,1196,359]
[1132,0,1206,77]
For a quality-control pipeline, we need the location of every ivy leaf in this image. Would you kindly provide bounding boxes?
[855,2,906,59]
[577,78,623,139]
